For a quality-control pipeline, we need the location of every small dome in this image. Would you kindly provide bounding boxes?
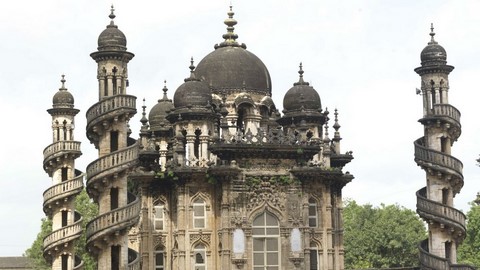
[173,60,212,109]
[420,25,447,66]
[149,83,174,131]
[283,64,321,112]
[97,6,127,51]
[195,6,271,94]
[52,75,74,108]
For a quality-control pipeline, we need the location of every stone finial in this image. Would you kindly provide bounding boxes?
[60,74,66,90]
[428,23,437,45]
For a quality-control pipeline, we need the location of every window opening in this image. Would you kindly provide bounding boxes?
[252,212,280,270]
[308,198,318,227]
[155,247,165,269]
[194,244,206,270]
[193,198,206,229]
[154,204,165,231]
[111,188,119,210]
[110,131,119,152]
[111,245,120,270]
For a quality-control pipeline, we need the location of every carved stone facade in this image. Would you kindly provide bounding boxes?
[128,7,354,270]
[54,5,354,270]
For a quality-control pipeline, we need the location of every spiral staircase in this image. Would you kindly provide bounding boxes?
[414,26,475,270]
[414,104,471,269]
[85,94,140,269]
[43,76,84,270]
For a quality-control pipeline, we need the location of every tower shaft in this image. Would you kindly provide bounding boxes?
[85,7,140,269]
[43,76,83,270]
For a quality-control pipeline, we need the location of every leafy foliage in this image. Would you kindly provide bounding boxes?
[74,189,98,270]
[25,189,98,270]
[343,200,426,269]
[458,199,480,267]
[24,218,51,270]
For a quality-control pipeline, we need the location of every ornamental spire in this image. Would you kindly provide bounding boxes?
[216,6,246,49]
[294,62,309,86]
[184,57,198,82]
[161,80,169,101]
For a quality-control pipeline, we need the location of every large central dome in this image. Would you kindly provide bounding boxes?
[195,6,271,95]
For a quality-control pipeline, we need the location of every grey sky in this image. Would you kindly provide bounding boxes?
[0,0,479,256]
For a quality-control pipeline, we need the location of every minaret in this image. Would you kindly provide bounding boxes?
[414,25,468,268]
[43,75,83,270]
[85,6,140,269]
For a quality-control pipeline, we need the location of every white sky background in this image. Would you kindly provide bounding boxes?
[0,0,479,256]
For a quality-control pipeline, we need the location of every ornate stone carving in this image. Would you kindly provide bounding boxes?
[190,231,211,245]
[245,175,288,213]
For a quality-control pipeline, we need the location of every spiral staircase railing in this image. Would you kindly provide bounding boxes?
[86,143,139,188]
[86,95,136,133]
[43,141,82,170]
[43,211,83,257]
[416,187,466,234]
[43,174,84,214]
[127,248,140,270]
[42,137,84,266]
[73,255,84,270]
[86,192,140,245]
[85,91,140,266]
[415,100,473,269]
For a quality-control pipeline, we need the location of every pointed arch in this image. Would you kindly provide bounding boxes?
[248,203,285,224]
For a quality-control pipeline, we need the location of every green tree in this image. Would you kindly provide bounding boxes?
[457,196,480,267]
[343,200,426,269]
[24,218,51,270]
[25,189,98,270]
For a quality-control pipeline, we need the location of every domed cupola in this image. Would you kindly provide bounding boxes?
[149,81,174,132]
[52,75,75,109]
[419,24,448,67]
[97,5,127,51]
[415,24,454,75]
[283,63,322,114]
[195,6,272,95]
[173,58,212,109]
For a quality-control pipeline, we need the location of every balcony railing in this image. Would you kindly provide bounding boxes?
[414,139,463,177]
[427,104,461,127]
[86,143,139,184]
[416,187,466,233]
[86,95,136,126]
[43,213,83,253]
[43,141,81,166]
[86,193,140,242]
[43,174,84,210]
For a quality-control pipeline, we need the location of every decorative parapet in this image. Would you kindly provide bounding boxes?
[218,127,318,146]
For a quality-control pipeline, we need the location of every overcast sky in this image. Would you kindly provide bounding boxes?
[0,0,479,256]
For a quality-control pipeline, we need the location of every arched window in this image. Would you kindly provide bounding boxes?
[308,198,318,227]
[193,198,206,229]
[193,243,206,270]
[310,242,319,270]
[252,212,280,270]
[155,246,165,269]
[154,204,165,231]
